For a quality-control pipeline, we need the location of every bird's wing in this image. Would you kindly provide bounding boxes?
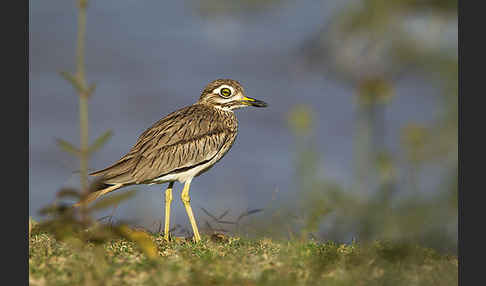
[90,104,234,184]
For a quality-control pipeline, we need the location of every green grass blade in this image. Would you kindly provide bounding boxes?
[56,138,81,156]
[88,129,113,155]
[59,71,86,93]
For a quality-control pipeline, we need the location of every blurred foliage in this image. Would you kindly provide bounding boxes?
[202,0,457,252]
[300,0,457,92]
[293,0,456,252]
[195,0,285,17]
[287,104,315,137]
[356,77,395,106]
[33,181,159,260]
[279,106,456,251]
[402,123,429,164]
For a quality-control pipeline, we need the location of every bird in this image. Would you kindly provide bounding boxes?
[73,78,267,243]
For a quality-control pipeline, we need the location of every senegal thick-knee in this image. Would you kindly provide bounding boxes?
[74,79,268,243]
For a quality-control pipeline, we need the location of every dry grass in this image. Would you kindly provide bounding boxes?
[29,226,457,286]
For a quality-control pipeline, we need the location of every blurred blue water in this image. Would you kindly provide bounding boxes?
[29,0,445,230]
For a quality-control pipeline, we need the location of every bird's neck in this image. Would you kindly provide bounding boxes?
[200,103,238,132]
[207,104,234,113]
[197,102,234,113]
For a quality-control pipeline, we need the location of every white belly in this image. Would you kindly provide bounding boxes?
[149,129,237,185]
[150,158,216,184]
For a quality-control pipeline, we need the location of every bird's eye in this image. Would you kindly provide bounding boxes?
[220,88,232,98]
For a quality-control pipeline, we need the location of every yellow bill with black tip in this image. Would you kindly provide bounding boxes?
[241,96,268,107]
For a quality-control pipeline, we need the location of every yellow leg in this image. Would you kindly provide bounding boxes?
[164,182,174,242]
[181,179,201,243]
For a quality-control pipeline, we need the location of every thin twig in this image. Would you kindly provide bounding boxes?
[218,209,230,220]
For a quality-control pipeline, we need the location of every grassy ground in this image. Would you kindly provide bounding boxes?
[29,228,457,286]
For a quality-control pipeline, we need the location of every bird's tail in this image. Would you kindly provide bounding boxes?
[73,183,124,208]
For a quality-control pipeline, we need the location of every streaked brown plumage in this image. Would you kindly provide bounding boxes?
[74,78,267,243]
[90,104,238,185]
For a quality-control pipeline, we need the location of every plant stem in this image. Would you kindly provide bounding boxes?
[76,0,89,192]
[79,95,89,191]
[76,0,87,86]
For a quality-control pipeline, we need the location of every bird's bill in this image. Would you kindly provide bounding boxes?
[241,96,268,107]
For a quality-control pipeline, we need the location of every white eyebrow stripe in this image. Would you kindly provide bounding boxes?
[213,84,235,95]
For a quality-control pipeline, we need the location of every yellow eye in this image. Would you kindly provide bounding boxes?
[220,88,232,98]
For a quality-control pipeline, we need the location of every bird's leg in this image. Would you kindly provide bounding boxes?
[181,179,201,243]
[164,182,174,242]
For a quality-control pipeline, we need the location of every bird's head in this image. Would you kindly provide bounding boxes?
[198,79,268,111]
